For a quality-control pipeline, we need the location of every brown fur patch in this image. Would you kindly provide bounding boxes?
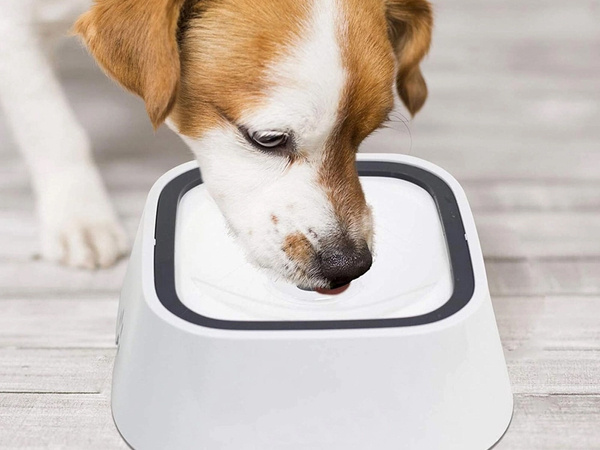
[75,0,310,135]
[283,232,314,266]
[270,214,279,225]
[386,0,434,115]
[318,0,396,239]
[74,0,186,128]
[171,0,311,137]
[318,0,432,241]
[338,0,397,146]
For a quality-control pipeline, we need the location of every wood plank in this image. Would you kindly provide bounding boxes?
[3,292,600,353]
[0,259,128,298]
[0,348,114,394]
[2,295,599,396]
[4,344,599,399]
[361,126,600,181]
[436,1,600,41]
[507,349,600,396]
[0,158,184,197]
[0,298,117,348]
[493,296,600,352]
[487,259,543,297]
[476,213,600,258]
[463,181,600,213]
[496,395,600,450]
[0,393,128,449]
[536,260,600,295]
[2,392,600,450]
[486,259,600,297]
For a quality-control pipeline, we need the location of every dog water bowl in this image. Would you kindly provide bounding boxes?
[113,154,513,449]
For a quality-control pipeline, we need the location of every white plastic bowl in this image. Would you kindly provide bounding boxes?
[112,153,513,450]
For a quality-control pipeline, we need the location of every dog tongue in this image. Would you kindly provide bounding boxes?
[316,283,350,295]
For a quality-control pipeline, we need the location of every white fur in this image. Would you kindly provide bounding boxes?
[173,0,349,286]
[1,0,127,268]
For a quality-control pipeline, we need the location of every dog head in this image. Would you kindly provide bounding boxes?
[75,0,432,289]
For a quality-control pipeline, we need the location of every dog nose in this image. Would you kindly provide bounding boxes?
[318,242,372,288]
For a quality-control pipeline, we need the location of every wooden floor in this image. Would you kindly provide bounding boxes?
[1,0,599,448]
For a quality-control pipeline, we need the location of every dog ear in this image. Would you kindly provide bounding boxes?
[74,0,186,128]
[385,0,433,116]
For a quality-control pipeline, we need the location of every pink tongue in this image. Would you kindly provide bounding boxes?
[316,283,350,295]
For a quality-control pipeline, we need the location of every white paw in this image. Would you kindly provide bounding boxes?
[41,219,128,269]
[36,163,129,269]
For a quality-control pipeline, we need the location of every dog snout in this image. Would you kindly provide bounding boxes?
[317,240,372,288]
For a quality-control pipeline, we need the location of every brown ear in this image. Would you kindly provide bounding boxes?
[385,0,433,116]
[74,0,186,128]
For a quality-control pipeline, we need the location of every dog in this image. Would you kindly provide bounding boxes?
[1,0,432,290]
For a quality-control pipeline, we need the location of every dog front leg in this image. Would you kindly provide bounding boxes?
[0,19,127,268]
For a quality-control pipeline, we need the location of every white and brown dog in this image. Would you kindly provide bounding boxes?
[1,0,432,290]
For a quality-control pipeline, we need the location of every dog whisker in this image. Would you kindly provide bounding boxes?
[380,112,413,154]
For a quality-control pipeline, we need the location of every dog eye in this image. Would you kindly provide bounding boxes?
[250,130,289,149]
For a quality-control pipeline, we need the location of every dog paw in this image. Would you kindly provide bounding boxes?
[41,219,128,269]
[36,165,129,269]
